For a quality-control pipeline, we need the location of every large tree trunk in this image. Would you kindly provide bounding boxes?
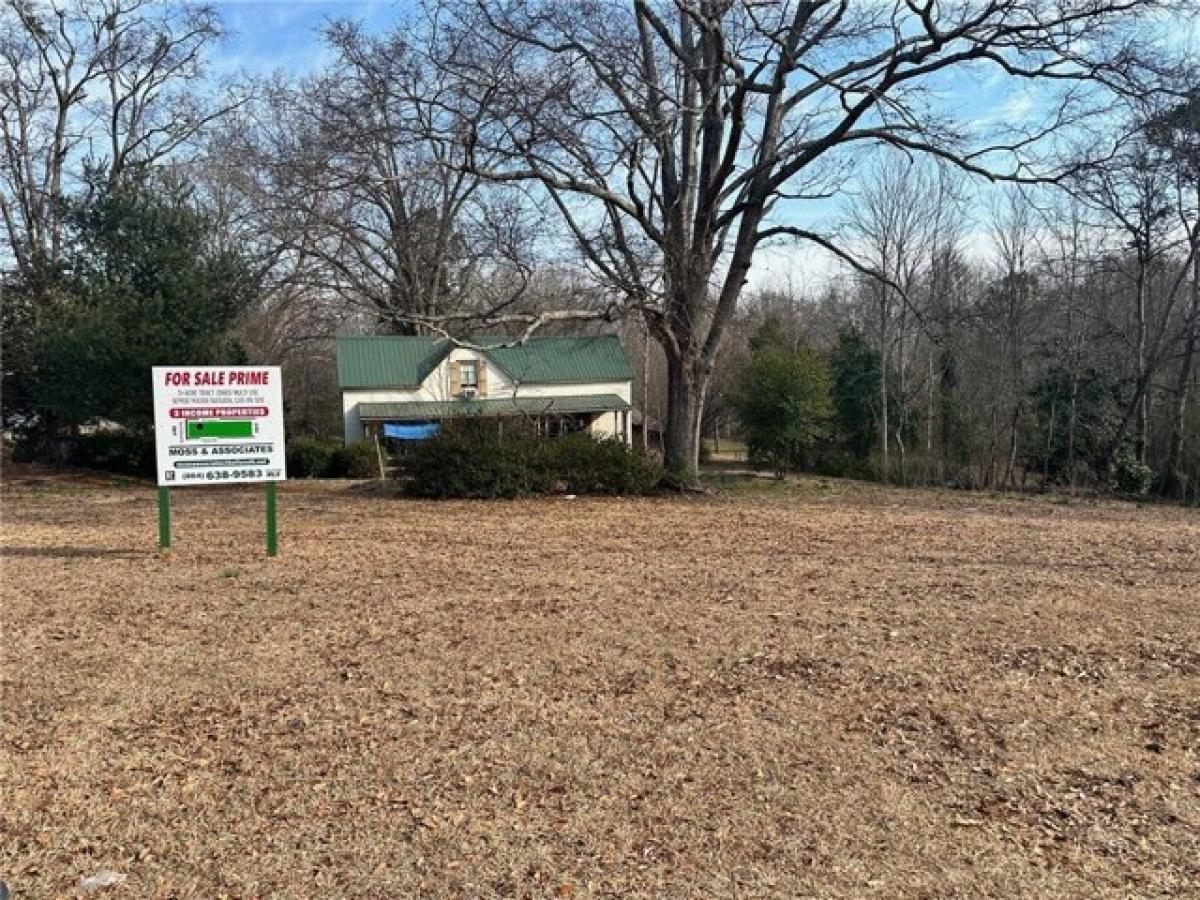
[663,351,704,482]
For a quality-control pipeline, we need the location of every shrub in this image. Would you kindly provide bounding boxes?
[11,433,41,464]
[73,429,155,475]
[286,436,337,478]
[810,449,875,481]
[402,419,551,498]
[1111,446,1153,496]
[555,434,661,495]
[658,460,694,492]
[401,418,660,498]
[331,439,379,478]
[733,342,833,477]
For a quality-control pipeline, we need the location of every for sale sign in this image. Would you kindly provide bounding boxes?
[152,366,287,487]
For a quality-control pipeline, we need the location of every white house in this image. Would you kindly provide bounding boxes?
[336,334,635,445]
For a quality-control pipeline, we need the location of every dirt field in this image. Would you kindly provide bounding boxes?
[1,473,1197,898]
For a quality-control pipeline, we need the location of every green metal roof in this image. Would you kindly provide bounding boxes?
[336,333,634,389]
[336,336,448,389]
[357,394,631,420]
[484,336,634,383]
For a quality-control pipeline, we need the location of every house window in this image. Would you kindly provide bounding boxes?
[460,361,478,388]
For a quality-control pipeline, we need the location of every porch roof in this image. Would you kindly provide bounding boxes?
[357,394,631,421]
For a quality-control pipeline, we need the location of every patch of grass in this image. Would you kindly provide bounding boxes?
[699,471,781,493]
[701,437,748,459]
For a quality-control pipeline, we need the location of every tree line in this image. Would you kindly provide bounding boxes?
[718,126,1200,501]
[1,0,1197,499]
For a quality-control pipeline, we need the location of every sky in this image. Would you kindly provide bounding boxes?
[211,0,1065,132]
[211,1,407,77]
[209,0,1198,294]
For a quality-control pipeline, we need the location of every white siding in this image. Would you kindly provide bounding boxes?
[342,348,633,443]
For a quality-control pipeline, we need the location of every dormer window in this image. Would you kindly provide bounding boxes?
[451,358,485,397]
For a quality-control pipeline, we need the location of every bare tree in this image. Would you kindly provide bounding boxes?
[1031,191,1103,491]
[0,0,232,281]
[843,153,944,482]
[226,21,544,337]
[420,0,1173,480]
[985,187,1047,488]
[1071,132,1193,467]
[1144,87,1200,497]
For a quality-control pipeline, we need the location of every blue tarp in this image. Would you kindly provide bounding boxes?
[383,422,440,440]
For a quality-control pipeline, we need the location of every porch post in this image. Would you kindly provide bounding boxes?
[372,425,386,479]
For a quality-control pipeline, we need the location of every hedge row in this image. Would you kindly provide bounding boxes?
[29,423,655,497]
[286,437,378,478]
[401,419,660,498]
[72,430,155,475]
[20,431,377,479]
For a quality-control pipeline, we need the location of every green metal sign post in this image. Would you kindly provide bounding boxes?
[158,487,171,549]
[157,484,278,556]
[265,481,278,557]
[157,487,278,556]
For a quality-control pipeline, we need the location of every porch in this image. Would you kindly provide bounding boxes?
[355,394,634,447]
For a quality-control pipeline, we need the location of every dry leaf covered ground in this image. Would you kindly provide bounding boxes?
[1,473,1198,898]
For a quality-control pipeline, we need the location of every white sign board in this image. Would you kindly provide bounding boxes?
[152,366,287,487]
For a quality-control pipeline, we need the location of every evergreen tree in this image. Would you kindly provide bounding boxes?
[733,327,833,478]
[830,328,881,461]
[26,183,256,438]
